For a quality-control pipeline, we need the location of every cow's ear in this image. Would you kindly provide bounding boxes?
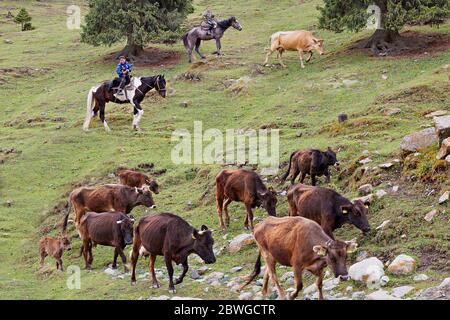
[192,229,199,240]
[313,245,327,256]
[345,240,358,253]
[201,225,208,231]
[116,219,123,224]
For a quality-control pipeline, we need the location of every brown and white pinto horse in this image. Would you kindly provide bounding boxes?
[83,75,166,132]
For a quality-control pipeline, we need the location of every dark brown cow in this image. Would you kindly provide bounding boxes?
[118,169,159,194]
[130,212,216,293]
[281,148,339,186]
[241,216,357,300]
[78,212,135,271]
[39,235,72,271]
[63,184,155,231]
[287,184,371,238]
[215,169,277,230]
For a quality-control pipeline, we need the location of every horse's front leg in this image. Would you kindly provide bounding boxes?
[132,99,144,132]
[195,40,205,59]
[99,100,111,132]
[214,38,222,56]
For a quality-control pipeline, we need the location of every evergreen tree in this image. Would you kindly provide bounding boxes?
[14,8,33,31]
[318,0,450,54]
[81,0,193,58]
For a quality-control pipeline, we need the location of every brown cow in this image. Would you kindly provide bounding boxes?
[287,184,371,238]
[63,184,155,231]
[118,169,159,194]
[79,212,135,271]
[264,30,324,68]
[39,235,72,271]
[281,148,339,186]
[241,216,357,300]
[130,212,216,293]
[215,169,277,230]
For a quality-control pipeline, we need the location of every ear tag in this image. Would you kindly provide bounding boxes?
[192,235,196,240]
[342,210,348,214]
[364,205,369,209]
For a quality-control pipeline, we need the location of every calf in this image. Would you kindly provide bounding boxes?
[287,184,371,237]
[241,216,357,300]
[130,212,216,293]
[63,184,155,231]
[78,212,135,271]
[281,147,338,186]
[118,169,159,194]
[215,169,277,230]
[39,235,72,271]
[264,30,324,68]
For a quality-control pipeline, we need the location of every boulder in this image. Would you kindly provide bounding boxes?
[439,191,449,204]
[391,286,415,298]
[436,138,450,159]
[415,278,449,300]
[228,233,255,253]
[433,115,450,144]
[367,290,399,300]
[358,184,373,195]
[387,254,416,275]
[400,127,438,156]
[348,257,385,288]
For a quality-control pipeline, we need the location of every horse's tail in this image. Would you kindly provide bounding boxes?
[83,87,95,132]
[182,32,189,49]
[281,151,296,181]
[239,252,262,291]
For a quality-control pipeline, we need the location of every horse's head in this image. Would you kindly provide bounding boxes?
[230,16,242,31]
[155,75,167,98]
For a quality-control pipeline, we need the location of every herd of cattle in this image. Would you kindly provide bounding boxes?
[38,146,372,299]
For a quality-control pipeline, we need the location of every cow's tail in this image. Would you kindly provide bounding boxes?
[239,253,261,290]
[83,87,95,132]
[281,151,296,181]
[182,32,189,49]
[62,199,72,232]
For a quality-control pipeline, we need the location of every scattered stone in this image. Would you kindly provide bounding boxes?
[355,250,369,262]
[104,267,120,276]
[342,79,359,87]
[438,191,449,204]
[229,266,243,273]
[413,274,429,282]
[349,257,385,289]
[425,110,447,118]
[351,291,366,300]
[239,292,253,300]
[400,127,438,156]
[346,286,353,294]
[424,209,438,222]
[392,286,415,298]
[4,39,13,44]
[376,220,391,231]
[180,101,189,108]
[392,185,399,192]
[352,194,374,204]
[367,290,399,300]
[383,108,401,116]
[5,200,13,207]
[381,74,388,80]
[197,266,209,275]
[415,278,449,300]
[205,272,224,284]
[436,138,450,159]
[388,254,417,275]
[359,158,372,165]
[380,275,390,286]
[358,184,373,195]
[376,189,387,199]
[433,115,450,144]
[228,233,255,253]
[189,269,201,280]
[338,114,348,123]
[378,162,394,169]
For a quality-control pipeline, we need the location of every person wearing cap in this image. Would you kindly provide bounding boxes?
[201,8,217,36]
[108,56,133,93]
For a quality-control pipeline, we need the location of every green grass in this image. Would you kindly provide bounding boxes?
[0,0,449,299]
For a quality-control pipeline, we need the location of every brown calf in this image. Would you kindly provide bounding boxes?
[241,216,357,300]
[118,169,159,194]
[39,236,72,271]
[215,169,277,230]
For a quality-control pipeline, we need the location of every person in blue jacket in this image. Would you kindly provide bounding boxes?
[108,56,133,93]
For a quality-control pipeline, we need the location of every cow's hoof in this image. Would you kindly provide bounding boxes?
[131,280,136,286]
[152,283,160,289]
[169,288,176,294]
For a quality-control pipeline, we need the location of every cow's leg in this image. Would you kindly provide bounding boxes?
[223,198,232,227]
[117,246,128,272]
[290,166,300,185]
[149,254,160,288]
[261,269,270,296]
[98,100,111,132]
[216,185,226,230]
[164,253,176,293]
[244,203,254,230]
[289,266,303,300]
[324,169,331,183]
[277,49,287,68]
[311,174,317,186]
[306,51,313,62]
[112,248,119,269]
[297,49,305,69]
[262,252,285,300]
[39,249,46,268]
[264,49,273,64]
[87,241,94,269]
[299,172,307,184]
[57,257,63,271]
[130,233,142,285]
[82,239,91,270]
[315,269,324,300]
[175,259,189,285]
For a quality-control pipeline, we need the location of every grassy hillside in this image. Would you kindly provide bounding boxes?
[0,0,448,299]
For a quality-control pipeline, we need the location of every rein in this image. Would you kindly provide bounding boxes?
[141,76,166,94]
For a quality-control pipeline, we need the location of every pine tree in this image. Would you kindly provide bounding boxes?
[81,0,194,59]
[318,0,450,54]
[14,8,33,31]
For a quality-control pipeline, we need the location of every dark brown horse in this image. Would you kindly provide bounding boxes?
[83,75,166,132]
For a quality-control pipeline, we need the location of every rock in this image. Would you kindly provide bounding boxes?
[104,267,120,276]
[342,79,359,87]
[446,154,450,164]
[424,209,438,222]
[433,115,450,144]
[436,138,450,159]
[338,114,348,123]
[438,191,449,204]
[348,257,385,289]
[388,254,417,275]
[383,108,401,116]
[180,101,189,108]
[380,276,389,286]
[413,274,429,282]
[359,158,372,165]
[352,194,374,204]
[4,39,13,44]
[171,296,202,300]
[239,292,253,300]
[5,200,13,207]
[346,286,353,294]
[355,250,369,262]
[228,233,255,253]
[425,110,447,118]
[392,185,399,192]
[189,269,201,280]
[415,278,449,300]
[400,127,438,156]
[392,286,415,298]
[358,184,373,195]
[150,295,170,300]
[205,272,224,284]
[229,266,243,273]
[351,291,366,300]
[280,271,294,283]
[367,290,399,300]
[378,162,394,169]
[375,189,387,199]
[197,266,209,275]
[381,74,388,80]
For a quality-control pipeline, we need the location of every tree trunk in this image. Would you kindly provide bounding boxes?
[115,33,145,60]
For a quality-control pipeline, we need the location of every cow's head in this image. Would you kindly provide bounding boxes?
[258,187,277,216]
[342,200,371,234]
[145,179,159,194]
[117,215,135,245]
[59,236,72,251]
[313,239,357,280]
[192,225,216,264]
[312,38,324,55]
[324,147,339,167]
[135,186,156,209]
[230,16,242,31]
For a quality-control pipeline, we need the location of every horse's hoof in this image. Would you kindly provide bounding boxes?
[169,289,176,294]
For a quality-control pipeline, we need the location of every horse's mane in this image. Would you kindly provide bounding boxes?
[217,16,235,28]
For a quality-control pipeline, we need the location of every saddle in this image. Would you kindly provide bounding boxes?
[109,77,135,101]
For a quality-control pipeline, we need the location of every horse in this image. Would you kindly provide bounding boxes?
[182,16,242,63]
[83,75,166,132]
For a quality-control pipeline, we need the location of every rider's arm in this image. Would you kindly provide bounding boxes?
[127,62,133,73]
[116,64,122,77]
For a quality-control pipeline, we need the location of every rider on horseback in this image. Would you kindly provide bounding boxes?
[201,8,217,36]
[108,56,133,93]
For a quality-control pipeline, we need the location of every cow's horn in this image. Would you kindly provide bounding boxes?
[117,219,124,224]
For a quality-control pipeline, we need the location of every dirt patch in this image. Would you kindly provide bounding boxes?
[377,84,450,106]
[347,31,450,59]
[102,47,181,68]
[416,245,450,273]
[0,67,51,85]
